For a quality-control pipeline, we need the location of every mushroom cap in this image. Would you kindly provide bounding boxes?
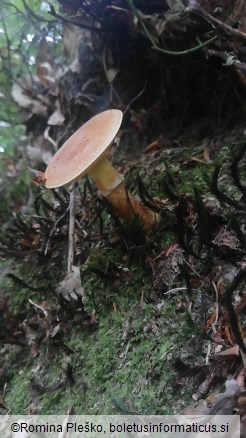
[44,109,123,188]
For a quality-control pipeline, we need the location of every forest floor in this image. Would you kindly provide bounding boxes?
[1,119,245,416]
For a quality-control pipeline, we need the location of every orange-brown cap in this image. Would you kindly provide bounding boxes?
[44,109,123,188]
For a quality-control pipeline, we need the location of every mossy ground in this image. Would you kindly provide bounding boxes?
[1,134,244,415]
[1,220,200,415]
[3,276,200,415]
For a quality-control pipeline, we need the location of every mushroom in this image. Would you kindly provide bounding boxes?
[44,109,158,232]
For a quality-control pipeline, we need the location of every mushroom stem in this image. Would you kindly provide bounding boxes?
[107,181,158,232]
[88,156,123,193]
[89,156,158,232]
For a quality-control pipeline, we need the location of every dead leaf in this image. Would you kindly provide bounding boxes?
[209,379,243,414]
[50,324,61,338]
[203,146,212,162]
[229,0,246,25]
[28,168,46,186]
[213,227,240,250]
[216,345,239,356]
[26,135,53,165]
[11,76,48,117]
[47,104,65,126]
[57,265,84,300]
[63,23,83,58]
[106,67,119,83]
[144,139,160,154]
[35,39,57,89]
[180,399,209,415]
[191,157,208,164]
[163,242,179,257]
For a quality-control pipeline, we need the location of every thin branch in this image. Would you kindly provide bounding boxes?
[126,0,217,56]
[186,0,246,45]
[44,195,72,255]
[126,0,157,47]
[48,4,106,33]
[21,0,56,24]
[123,80,147,115]
[152,35,217,56]
[67,183,76,275]
[28,299,48,317]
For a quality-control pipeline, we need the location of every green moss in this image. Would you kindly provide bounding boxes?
[1,259,59,315]
[5,361,33,412]
[4,290,200,415]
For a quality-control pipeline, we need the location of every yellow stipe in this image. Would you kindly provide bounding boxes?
[89,156,121,192]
